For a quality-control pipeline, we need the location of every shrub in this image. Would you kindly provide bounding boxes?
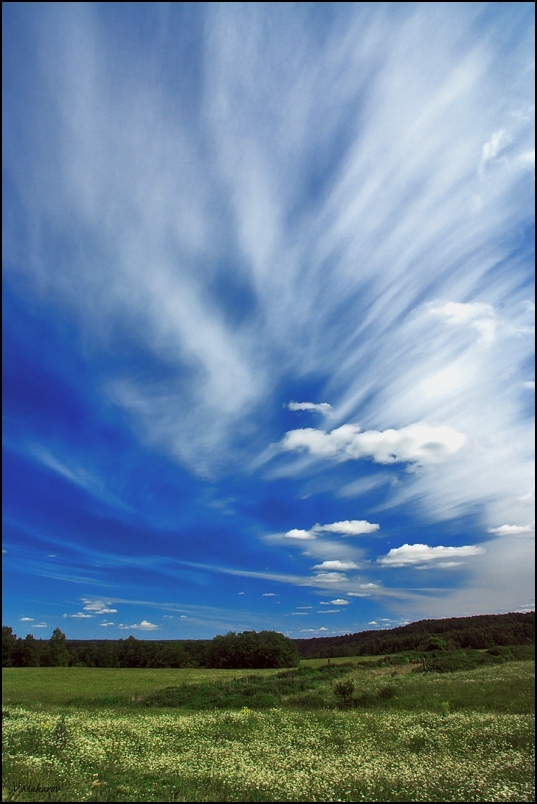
[334,679,355,708]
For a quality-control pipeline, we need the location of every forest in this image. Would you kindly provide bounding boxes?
[2,611,533,668]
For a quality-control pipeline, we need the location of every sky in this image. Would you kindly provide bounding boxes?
[2,2,535,642]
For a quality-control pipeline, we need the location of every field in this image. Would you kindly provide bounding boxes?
[2,656,535,802]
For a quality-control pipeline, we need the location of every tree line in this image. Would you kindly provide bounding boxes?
[2,627,298,669]
[2,611,533,668]
[294,611,535,658]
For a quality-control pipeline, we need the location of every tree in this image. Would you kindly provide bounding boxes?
[206,630,299,669]
[2,626,17,667]
[48,628,70,666]
[14,634,41,667]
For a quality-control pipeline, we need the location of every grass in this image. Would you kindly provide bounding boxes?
[2,655,534,802]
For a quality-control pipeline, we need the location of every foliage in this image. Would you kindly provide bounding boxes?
[294,611,534,659]
[2,612,534,668]
[205,630,299,669]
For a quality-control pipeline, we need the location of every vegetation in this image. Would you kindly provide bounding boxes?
[3,611,533,668]
[205,630,299,669]
[294,611,535,659]
[2,657,534,802]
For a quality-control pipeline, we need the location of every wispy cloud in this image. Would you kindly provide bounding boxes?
[81,599,118,614]
[2,3,534,633]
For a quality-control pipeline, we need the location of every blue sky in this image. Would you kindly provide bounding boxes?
[2,3,534,641]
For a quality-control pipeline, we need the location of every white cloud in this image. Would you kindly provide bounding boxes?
[32,623,48,628]
[287,401,333,415]
[317,609,340,614]
[3,3,534,617]
[300,627,328,633]
[81,599,118,614]
[330,599,349,605]
[118,620,159,630]
[487,523,535,536]
[428,301,497,347]
[312,572,348,583]
[368,621,378,626]
[281,423,467,466]
[314,520,380,537]
[479,129,509,174]
[100,621,115,626]
[63,612,93,618]
[262,592,276,596]
[378,543,485,567]
[312,560,360,570]
[20,617,34,622]
[284,528,315,540]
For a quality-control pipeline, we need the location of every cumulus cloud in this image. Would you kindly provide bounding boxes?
[377,543,485,567]
[284,528,315,540]
[285,519,378,541]
[100,621,115,626]
[312,560,360,570]
[281,423,467,466]
[487,523,535,536]
[20,617,34,622]
[32,623,48,628]
[330,599,349,605]
[287,401,333,415]
[118,620,159,630]
[314,520,380,537]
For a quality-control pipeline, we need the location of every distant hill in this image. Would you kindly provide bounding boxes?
[292,611,535,659]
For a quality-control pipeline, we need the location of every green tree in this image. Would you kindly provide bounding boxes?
[49,628,70,666]
[2,626,17,667]
[206,630,299,669]
[14,634,41,666]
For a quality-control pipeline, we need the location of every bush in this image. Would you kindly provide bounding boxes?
[334,679,355,708]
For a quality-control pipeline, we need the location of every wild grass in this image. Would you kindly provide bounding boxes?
[2,656,534,802]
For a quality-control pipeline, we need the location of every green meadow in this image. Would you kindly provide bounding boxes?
[2,656,535,802]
